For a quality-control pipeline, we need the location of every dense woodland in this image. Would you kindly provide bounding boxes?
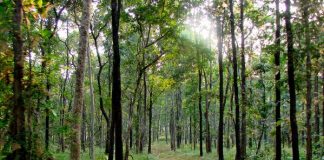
[0,0,323,159]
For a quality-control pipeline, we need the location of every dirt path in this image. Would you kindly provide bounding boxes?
[150,143,203,160]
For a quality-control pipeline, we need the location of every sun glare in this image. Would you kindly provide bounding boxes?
[183,8,217,51]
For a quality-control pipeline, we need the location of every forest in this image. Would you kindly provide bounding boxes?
[0,0,323,159]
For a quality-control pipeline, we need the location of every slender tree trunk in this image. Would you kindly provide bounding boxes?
[176,88,182,149]
[189,116,192,145]
[42,17,53,152]
[8,0,26,158]
[87,44,95,160]
[229,0,241,159]
[240,0,247,158]
[275,0,282,158]
[165,112,168,144]
[141,71,147,152]
[124,102,133,160]
[91,29,110,155]
[148,87,153,153]
[203,71,211,153]
[284,0,300,159]
[170,96,176,151]
[198,69,203,156]
[81,103,87,152]
[110,0,123,158]
[302,0,312,159]
[216,14,224,160]
[69,0,91,158]
[314,75,319,143]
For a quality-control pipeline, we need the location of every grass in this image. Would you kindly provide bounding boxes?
[50,141,315,160]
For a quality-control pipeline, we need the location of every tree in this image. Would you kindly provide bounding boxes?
[302,0,312,159]
[274,0,282,159]
[229,0,241,159]
[87,44,95,160]
[8,0,26,158]
[239,0,247,158]
[284,0,300,159]
[198,61,203,157]
[110,0,123,159]
[70,0,91,159]
[216,11,225,160]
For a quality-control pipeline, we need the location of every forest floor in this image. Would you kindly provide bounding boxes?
[53,141,232,160]
[52,141,306,159]
[131,142,235,160]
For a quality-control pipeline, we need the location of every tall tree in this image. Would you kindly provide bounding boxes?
[69,0,91,158]
[314,74,319,143]
[203,70,211,153]
[87,44,95,160]
[239,0,247,158]
[110,0,123,159]
[284,0,300,159]
[229,0,241,159]
[148,85,153,153]
[274,0,282,159]
[216,13,225,160]
[198,69,203,157]
[8,0,26,158]
[90,22,111,154]
[302,0,312,159]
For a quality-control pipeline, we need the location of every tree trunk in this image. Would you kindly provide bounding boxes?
[87,44,95,160]
[141,71,147,152]
[216,14,224,160]
[110,0,123,158]
[314,74,319,143]
[170,96,176,151]
[302,0,312,159]
[203,71,211,153]
[81,103,87,152]
[229,0,241,159]
[198,69,203,157]
[239,0,247,158]
[284,0,300,159]
[274,0,282,158]
[148,86,153,153]
[8,0,26,158]
[69,0,91,158]
[124,102,133,160]
[189,116,192,145]
[176,88,182,149]
[91,27,110,155]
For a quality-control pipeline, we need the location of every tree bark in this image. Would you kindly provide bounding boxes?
[216,14,224,160]
[274,0,282,158]
[69,0,91,158]
[203,70,211,153]
[284,0,300,159]
[229,0,241,159]
[176,87,182,149]
[302,0,312,159]
[148,86,153,153]
[87,44,95,160]
[170,96,176,151]
[198,69,203,157]
[239,0,247,158]
[110,0,123,159]
[8,0,26,158]
[81,103,87,152]
[314,74,319,143]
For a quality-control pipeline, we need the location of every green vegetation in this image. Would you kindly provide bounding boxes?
[0,0,323,159]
